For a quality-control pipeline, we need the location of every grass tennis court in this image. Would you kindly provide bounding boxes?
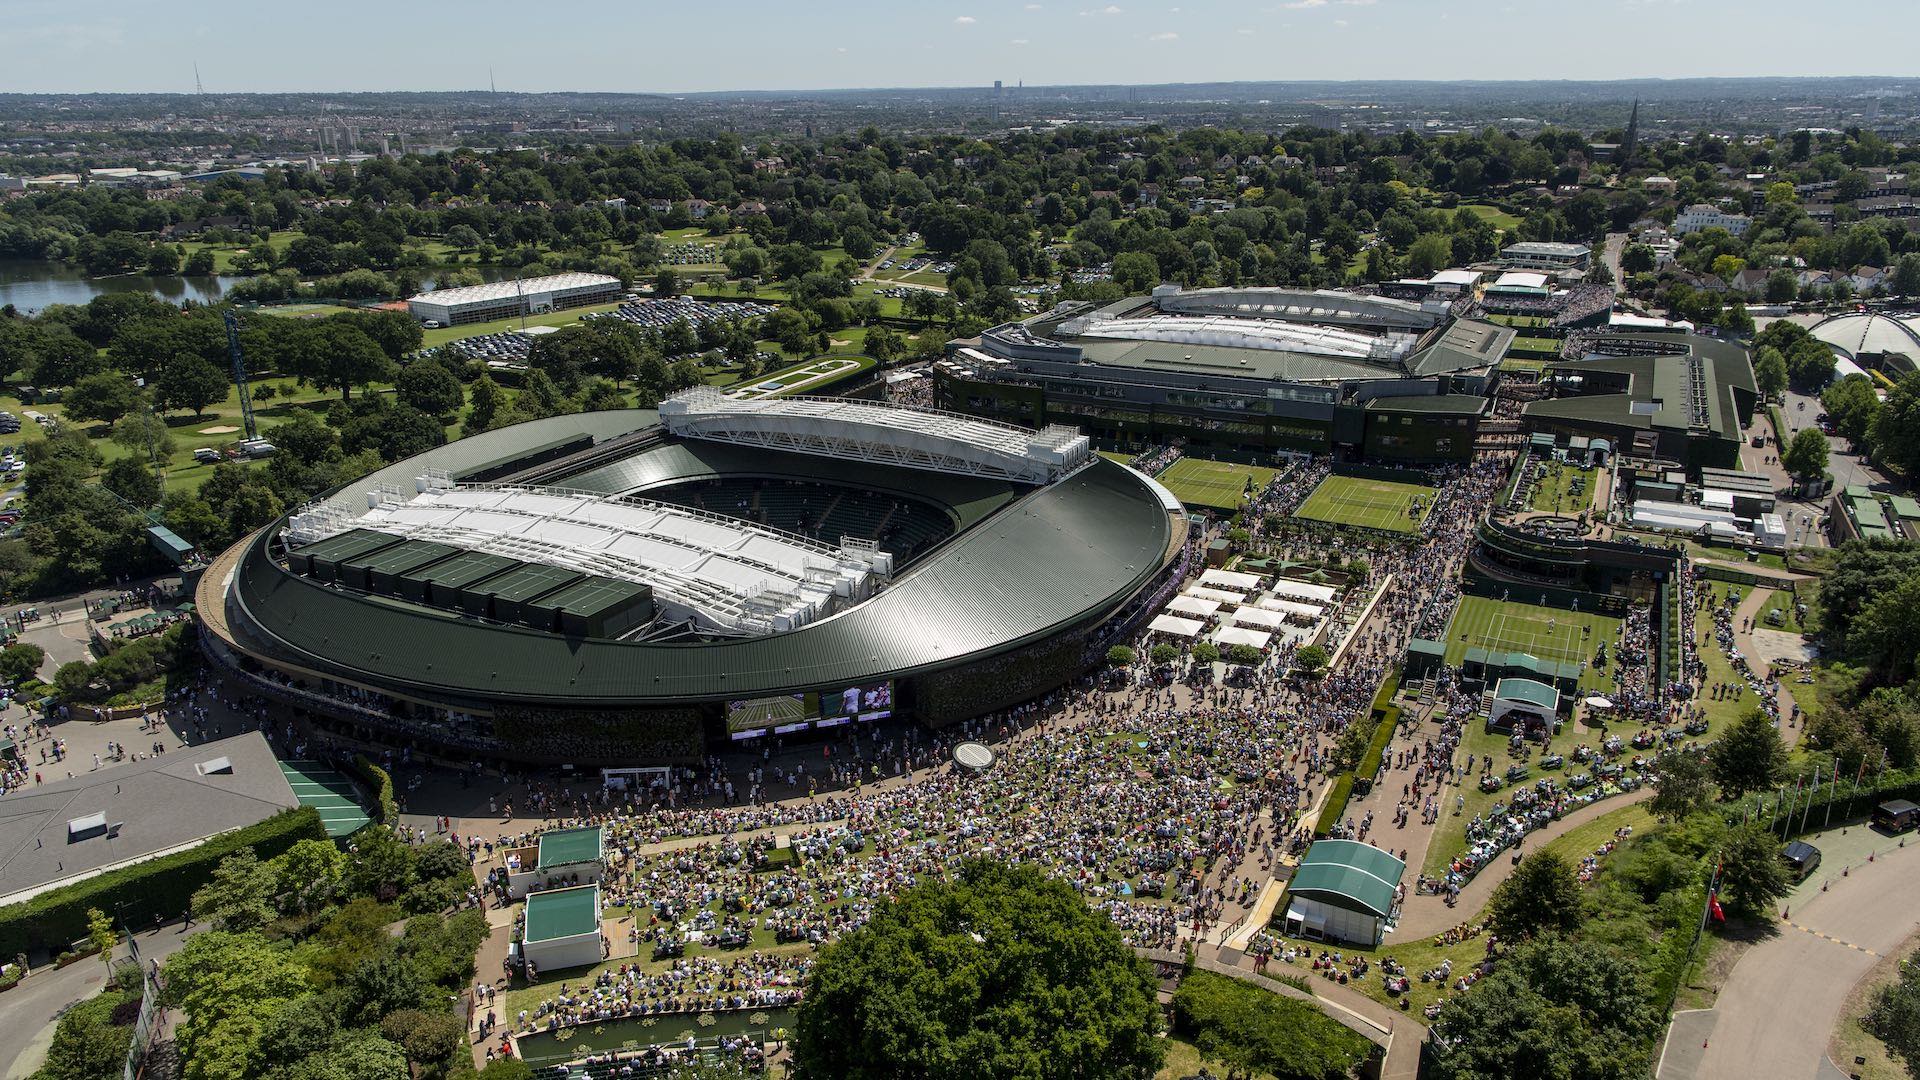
[1157,458,1279,510]
[1292,474,1436,533]
[277,759,372,838]
[1441,595,1622,691]
[727,694,810,732]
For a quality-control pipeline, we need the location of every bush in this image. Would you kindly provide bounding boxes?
[1313,775,1354,838]
[0,808,324,958]
[1170,969,1372,1080]
[350,754,398,827]
[34,988,133,1080]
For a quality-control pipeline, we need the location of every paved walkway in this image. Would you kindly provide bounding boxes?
[1663,825,1920,1080]
[0,920,201,1079]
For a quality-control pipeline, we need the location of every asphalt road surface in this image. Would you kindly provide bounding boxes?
[1664,827,1920,1080]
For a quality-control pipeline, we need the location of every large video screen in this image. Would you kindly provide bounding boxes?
[818,681,894,727]
[726,693,818,738]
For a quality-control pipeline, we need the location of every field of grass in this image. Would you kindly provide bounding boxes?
[1526,463,1597,515]
[1499,357,1548,375]
[1292,474,1436,533]
[1508,335,1563,355]
[1440,595,1621,692]
[174,229,305,273]
[419,301,630,349]
[1487,314,1553,330]
[1457,203,1522,232]
[256,303,362,319]
[1157,457,1279,510]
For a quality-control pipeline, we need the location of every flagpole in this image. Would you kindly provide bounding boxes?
[1797,769,1816,835]
[1823,756,1841,830]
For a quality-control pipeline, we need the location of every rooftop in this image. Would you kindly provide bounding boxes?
[536,825,603,870]
[407,273,619,308]
[523,884,601,943]
[1288,839,1406,919]
[0,732,299,904]
[1494,677,1560,710]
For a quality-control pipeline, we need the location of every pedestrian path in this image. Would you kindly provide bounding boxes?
[277,759,372,837]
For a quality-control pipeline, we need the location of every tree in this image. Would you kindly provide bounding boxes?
[1226,643,1264,666]
[1149,643,1180,666]
[1192,642,1220,665]
[1865,949,1920,1078]
[792,860,1163,1080]
[1717,822,1791,919]
[1292,644,1330,677]
[1871,371,1920,479]
[463,373,502,436]
[273,838,348,915]
[0,642,45,683]
[1105,645,1136,667]
[1895,253,1920,298]
[102,457,162,508]
[1824,374,1882,446]
[1620,244,1656,275]
[86,906,116,968]
[395,359,464,419]
[111,410,174,465]
[1170,969,1371,1080]
[445,224,482,252]
[161,931,311,1079]
[62,372,142,425]
[1780,427,1830,483]
[1486,850,1583,940]
[1650,750,1714,822]
[36,990,137,1080]
[1406,233,1453,277]
[1753,346,1789,400]
[1850,572,1920,685]
[1112,251,1161,294]
[1709,708,1788,799]
[1428,937,1658,1080]
[155,354,231,417]
[191,849,280,932]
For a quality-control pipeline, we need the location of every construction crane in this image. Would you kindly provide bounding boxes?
[222,310,260,442]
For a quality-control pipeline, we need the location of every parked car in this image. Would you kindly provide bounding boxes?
[193,448,222,464]
[1872,799,1920,834]
[1781,841,1821,882]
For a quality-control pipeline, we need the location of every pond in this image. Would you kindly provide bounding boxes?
[0,261,249,313]
[514,1007,794,1067]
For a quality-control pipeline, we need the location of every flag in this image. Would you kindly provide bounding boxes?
[1708,889,1725,923]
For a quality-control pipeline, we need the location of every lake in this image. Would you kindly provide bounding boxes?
[0,261,245,313]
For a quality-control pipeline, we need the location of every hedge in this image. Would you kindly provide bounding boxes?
[1313,775,1356,839]
[1314,669,1401,838]
[350,754,398,828]
[1739,766,1920,838]
[0,806,325,958]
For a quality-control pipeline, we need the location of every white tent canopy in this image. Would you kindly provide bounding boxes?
[1201,568,1265,592]
[1231,607,1287,630]
[1185,586,1247,604]
[1147,614,1205,638]
[1259,597,1324,617]
[1269,579,1338,603]
[1166,595,1221,618]
[1211,626,1272,650]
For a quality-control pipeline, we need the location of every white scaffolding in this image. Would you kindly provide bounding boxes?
[659,387,1089,484]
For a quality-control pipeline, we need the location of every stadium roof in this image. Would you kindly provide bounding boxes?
[523,884,600,943]
[0,732,299,905]
[1288,839,1405,919]
[1364,394,1489,415]
[1526,335,1756,444]
[537,826,602,869]
[660,388,1090,485]
[1494,677,1560,710]
[292,479,883,636]
[223,412,1176,705]
[1502,242,1591,258]
[406,272,618,308]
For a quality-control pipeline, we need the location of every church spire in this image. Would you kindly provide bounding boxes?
[1621,99,1641,165]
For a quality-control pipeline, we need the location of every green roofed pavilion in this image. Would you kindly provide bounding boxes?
[536,826,603,871]
[1290,839,1405,919]
[1494,677,1559,710]
[524,884,601,944]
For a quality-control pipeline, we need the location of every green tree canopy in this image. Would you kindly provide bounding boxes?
[1487,849,1584,940]
[1709,708,1788,799]
[792,860,1164,1080]
[1780,427,1830,482]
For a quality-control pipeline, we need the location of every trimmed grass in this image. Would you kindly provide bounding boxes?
[1526,463,1598,515]
[1509,335,1562,355]
[1292,474,1436,533]
[1440,595,1621,692]
[174,229,305,273]
[420,301,630,349]
[1157,458,1279,511]
[1457,203,1522,232]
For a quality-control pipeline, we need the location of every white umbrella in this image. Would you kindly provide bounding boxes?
[1584,696,1615,710]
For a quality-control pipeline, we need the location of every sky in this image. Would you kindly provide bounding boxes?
[4,0,1918,95]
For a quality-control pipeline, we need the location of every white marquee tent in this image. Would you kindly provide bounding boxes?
[1186,586,1247,604]
[1231,607,1288,630]
[1166,595,1222,618]
[1269,580,1339,603]
[1201,569,1266,592]
[1148,614,1205,638]
[1211,626,1273,650]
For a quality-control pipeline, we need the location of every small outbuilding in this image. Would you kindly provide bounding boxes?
[1283,840,1406,946]
[521,883,604,973]
[1488,677,1562,736]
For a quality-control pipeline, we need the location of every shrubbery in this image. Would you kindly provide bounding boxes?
[1170,969,1372,1080]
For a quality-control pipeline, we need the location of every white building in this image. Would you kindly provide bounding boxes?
[1674,204,1752,237]
[405,272,621,326]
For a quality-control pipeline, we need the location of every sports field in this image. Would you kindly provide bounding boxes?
[1441,595,1621,691]
[1157,458,1279,511]
[1292,474,1436,533]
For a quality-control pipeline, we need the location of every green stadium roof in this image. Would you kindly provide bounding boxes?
[294,528,403,563]
[1288,839,1406,918]
[539,577,651,618]
[406,549,521,591]
[1495,678,1560,710]
[1407,638,1446,657]
[523,884,600,943]
[477,563,583,604]
[1890,496,1920,521]
[345,539,461,578]
[224,412,1175,706]
[536,826,602,870]
[1363,394,1488,415]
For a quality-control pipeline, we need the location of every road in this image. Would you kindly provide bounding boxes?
[1659,824,1920,1080]
[0,920,201,1079]
[1603,232,1628,295]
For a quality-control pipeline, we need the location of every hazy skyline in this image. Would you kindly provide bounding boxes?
[5,0,1918,96]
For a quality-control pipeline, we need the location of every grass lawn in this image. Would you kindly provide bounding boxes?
[1486,314,1553,330]
[255,302,363,319]
[1499,357,1548,375]
[420,301,630,349]
[1508,335,1562,354]
[174,229,305,273]
[1157,458,1279,511]
[1292,474,1436,533]
[1457,204,1522,232]
[1526,463,1597,515]
[1440,595,1621,692]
